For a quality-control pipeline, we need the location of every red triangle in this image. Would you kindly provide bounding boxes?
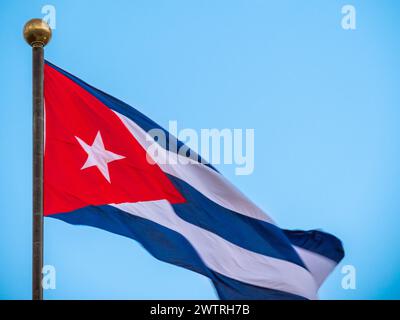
[44,64,185,215]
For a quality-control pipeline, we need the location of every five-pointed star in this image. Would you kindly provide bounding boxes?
[75,131,125,183]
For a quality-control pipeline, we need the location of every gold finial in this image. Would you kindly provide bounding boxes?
[23,18,52,47]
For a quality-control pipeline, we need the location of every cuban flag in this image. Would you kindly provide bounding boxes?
[44,61,344,300]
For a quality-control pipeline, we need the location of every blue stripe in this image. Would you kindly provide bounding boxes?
[48,206,305,300]
[45,60,216,171]
[283,229,345,263]
[213,275,306,300]
[167,174,307,269]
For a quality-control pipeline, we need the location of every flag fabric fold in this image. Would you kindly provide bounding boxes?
[44,61,344,300]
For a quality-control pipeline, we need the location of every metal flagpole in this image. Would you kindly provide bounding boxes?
[23,18,52,300]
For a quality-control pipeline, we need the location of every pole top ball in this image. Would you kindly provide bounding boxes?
[23,19,52,47]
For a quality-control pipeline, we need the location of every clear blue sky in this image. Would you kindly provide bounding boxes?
[1,0,400,299]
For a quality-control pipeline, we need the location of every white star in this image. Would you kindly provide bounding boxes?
[75,131,125,183]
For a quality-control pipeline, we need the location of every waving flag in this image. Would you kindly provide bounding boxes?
[44,61,344,300]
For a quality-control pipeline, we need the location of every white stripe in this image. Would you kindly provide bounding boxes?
[112,200,318,299]
[294,246,337,288]
[114,111,274,224]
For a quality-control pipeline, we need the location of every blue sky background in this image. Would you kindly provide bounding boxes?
[1,0,400,299]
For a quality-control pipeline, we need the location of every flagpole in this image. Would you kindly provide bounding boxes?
[23,19,52,301]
